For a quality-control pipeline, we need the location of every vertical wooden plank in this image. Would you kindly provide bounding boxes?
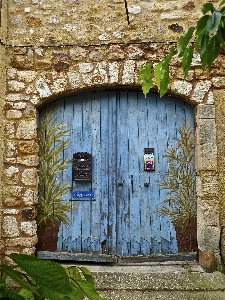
[62,95,84,252]
[90,90,107,254]
[58,96,73,252]
[78,91,93,252]
[70,95,85,252]
[160,95,177,254]
[107,91,117,255]
[127,91,141,255]
[116,91,131,256]
[137,91,154,255]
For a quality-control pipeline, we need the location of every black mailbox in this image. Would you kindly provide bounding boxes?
[73,152,92,181]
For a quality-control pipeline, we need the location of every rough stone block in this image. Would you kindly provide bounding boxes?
[197,225,220,252]
[2,216,20,238]
[6,110,22,119]
[198,119,216,146]
[16,119,37,139]
[5,236,38,247]
[197,105,215,119]
[20,221,37,236]
[21,168,38,186]
[18,140,39,154]
[198,250,217,272]
[23,189,38,205]
[17,155,39,166]
[8,80,26,92]
[197,197,219,226]
[191,81,211,103]
[122,60,136,84]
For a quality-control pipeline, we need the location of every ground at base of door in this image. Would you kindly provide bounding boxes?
[61,261,225,300]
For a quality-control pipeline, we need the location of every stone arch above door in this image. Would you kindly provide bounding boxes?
[3,44,221,270]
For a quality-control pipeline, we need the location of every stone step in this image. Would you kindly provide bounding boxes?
[68,261,225,300]
[97,290,225,300]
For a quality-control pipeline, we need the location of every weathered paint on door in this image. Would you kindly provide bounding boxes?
[40,90,195,257]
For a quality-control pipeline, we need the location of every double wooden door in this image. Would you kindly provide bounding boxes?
[41,90,195,257]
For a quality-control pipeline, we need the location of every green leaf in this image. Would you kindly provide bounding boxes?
[154,62,163,89]
[206,11,222,34]
[74,280,107,300]
[0,264,41,298]
[200,33,209,70]
[197,15,209,31]
[80,267,95,286]
[182,46,193,78]
[159,67,170,98]
[220,0,225,7]
[200,33,220,71]
[0,289,26,300]
[177,27,195,56]
[221,6,225,15]
[66,266,82,281]
[19,288,35,300]
[202,3,215,15]
[195,15,209,50]
[9,254,72,300]
[159,47,174,97]
[138,62,153,97]
[164,46,175,65]
[206,35,221,70]
[67,267,106,300]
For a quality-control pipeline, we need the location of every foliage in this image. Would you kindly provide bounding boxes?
[0,253,106,300]
[138,0,225,97]
[155,121,196,226]
[37,109,72,226]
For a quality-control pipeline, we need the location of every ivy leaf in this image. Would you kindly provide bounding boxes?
[154,47,174,97]
[9,253,73,300]
[0,264,41,297]
[182,46,193,78]
[200,33,209,70]
[67,267,106,300]
[195,16,209,50]
[206,11,222,34]
[206,35,221,70]
[202,3,215,15]
[159,67,170,98]
[177,27,195,56]
[221,6,225,15]
[19,288,35,300]
[154,62,163,89]
[220,0,225,7]
[138,62,153,97]
[0,289,25,300]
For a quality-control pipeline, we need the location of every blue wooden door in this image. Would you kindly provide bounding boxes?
[40,90,195,257]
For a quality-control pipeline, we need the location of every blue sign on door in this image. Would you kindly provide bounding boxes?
[72,191,95,198]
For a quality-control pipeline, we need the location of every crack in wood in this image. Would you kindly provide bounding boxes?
[124,0,130,25]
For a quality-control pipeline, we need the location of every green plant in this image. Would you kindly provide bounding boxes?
[37,109,72,226]
[155,121,196,227]
[138,0,225,97]
[0,253,106,300]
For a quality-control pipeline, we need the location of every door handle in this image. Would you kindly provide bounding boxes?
[131,175,134,193]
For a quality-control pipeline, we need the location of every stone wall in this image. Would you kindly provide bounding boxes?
[0,0,225,271]
[7,0,206,46]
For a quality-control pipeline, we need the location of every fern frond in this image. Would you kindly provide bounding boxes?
[38,109,73,226]
[156,120,196,225]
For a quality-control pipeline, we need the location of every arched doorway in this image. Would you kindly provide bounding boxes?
[38,90,196,260]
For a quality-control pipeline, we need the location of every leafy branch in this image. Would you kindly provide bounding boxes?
[138,0,225,97]
[0,253,106,300]
[38,109,72,226]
